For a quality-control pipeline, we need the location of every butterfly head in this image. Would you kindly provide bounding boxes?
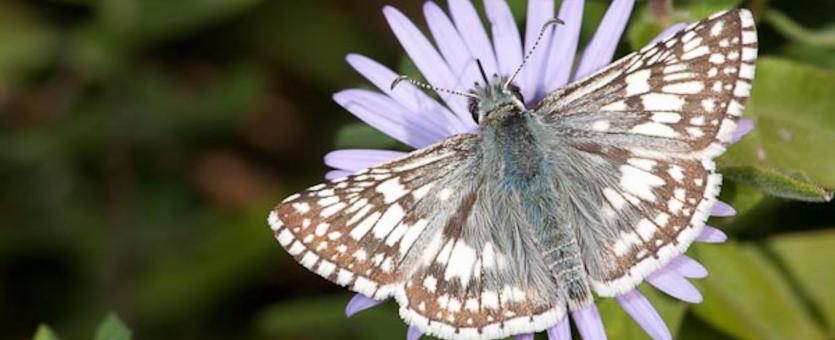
[467,75,525,124]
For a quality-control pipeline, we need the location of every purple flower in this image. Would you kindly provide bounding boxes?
[330,1,753,339]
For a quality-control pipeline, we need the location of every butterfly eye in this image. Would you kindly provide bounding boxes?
[467,97,480,123]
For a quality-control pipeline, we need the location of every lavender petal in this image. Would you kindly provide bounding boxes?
[324,149,406,171]
[711,200,737,217]
[649,23,687,45]
[325,170,352,181]
[484,0,523,77]
[547,316,572,340]
[542,0,585,95]
[333,89,445,148]
[731,118,755,144]
[424,2,474,76]
[647,270,703,303]
[382,6,470,118]
[516,333,535,340]
[519,0,555,103]
[407,325,422,340]
[573,0,635,80]
[448,0,499,77]
[346,54,473,134]
[423,3,483,111]
[345,294,386,317]
[667,255,709,279]
[615,290,672,340]
[572,304,608,340]
[697,225,728,243]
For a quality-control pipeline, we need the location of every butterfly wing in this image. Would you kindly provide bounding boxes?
[532,9,756,296]
[270,133,565,339]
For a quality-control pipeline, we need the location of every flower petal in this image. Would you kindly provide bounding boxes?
[346,54,472,135]
[572,304,607,340]
[547,315,572,340]
[424,2,474,75]
[697,225,728,243]
[333,89,446,148]
[345,294,386,317]
[542,0,585,95]
[615,290,672,340]
[484,0,523,77]
[324,149,406,171]
[423,1,482,103]
[667,255,709,279]
[518,0,555,103]
[573,0,635,80]
[650,23,687,45]
[325,170,353,181]
[731,118,755,144]
[647,270,703,303]
[448,0,499,77]
[516,333,535,340]
[407,325,422,340]
[710,200,737,217]
[383,6,471,119]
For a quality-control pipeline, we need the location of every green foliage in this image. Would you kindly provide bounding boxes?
[1,0,834,339]
[94,313,132,340]
[768,231,835,332]
[691,243,825,340]
[32,324,59,340]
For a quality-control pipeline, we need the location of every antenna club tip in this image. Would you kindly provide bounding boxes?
[390,75,409,91]
[546,18,565,26]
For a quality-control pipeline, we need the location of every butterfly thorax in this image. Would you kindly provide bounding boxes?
[468,76,548,184]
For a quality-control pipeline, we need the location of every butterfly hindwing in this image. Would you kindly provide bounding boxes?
[533,9,756,296]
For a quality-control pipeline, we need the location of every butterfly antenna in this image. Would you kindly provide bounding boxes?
[504,18,564,88]
[391,75,479,99]
[476,59,489,84]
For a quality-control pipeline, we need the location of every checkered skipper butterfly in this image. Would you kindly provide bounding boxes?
[269,9,757,340]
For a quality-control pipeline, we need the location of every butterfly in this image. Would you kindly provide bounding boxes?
[269,8,757,340]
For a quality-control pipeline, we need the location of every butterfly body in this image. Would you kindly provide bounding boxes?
[270,9,757,340]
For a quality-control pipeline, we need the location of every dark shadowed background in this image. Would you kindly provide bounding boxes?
[1,0,834,339]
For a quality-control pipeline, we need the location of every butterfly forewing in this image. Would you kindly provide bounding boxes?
[270,134,479,299]
[533,9,756,295]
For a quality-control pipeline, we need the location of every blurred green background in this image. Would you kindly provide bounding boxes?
[1,0,834,339]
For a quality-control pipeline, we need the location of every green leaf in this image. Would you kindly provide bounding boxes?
[720,166,833,202]
[720,57,835,196]
[768,230,835,332]
[597,286,688,339]
[255,295,405,340]
[690,242,825,340]
[32,324,59,340]
[333,122,403,150]
[764,9,835,48]
[777,42,835,70]
[94,313,131,340]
